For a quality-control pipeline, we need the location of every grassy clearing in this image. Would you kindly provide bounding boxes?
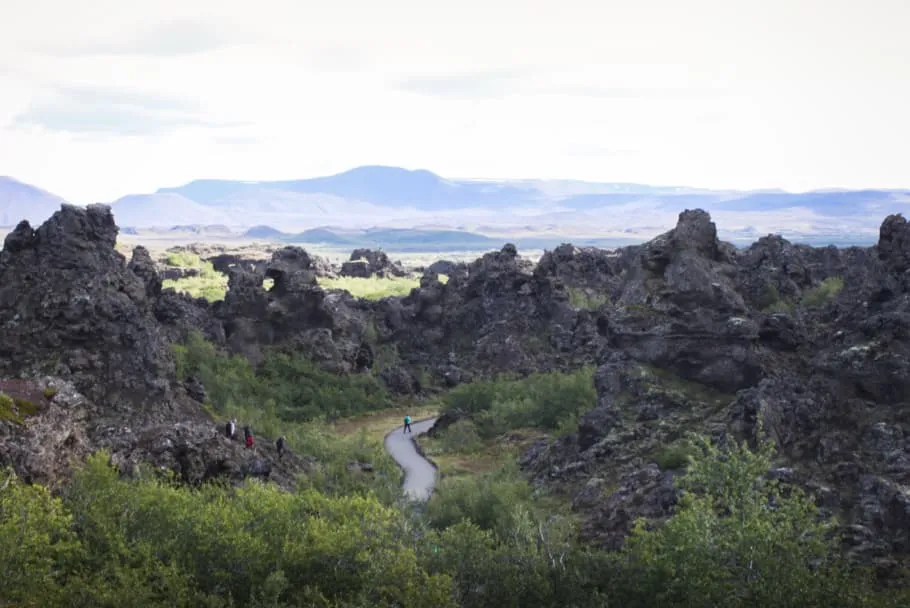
[330,404,439,443]
[418,420,545,480]
[317,275,420,300]
[164,251,203,267]
[162,263,229,302]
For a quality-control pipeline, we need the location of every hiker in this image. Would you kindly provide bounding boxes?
[403,415,412,434]
[244,425,254,448]
[225,420,232,439]
[276,436,286,459]
[227,418,236,440]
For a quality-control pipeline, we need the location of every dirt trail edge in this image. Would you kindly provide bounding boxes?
[384,417,439,501]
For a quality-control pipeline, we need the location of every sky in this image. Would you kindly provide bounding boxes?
[0,0,908,203]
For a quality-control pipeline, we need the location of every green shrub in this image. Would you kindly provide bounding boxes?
[652,440,696,470]
[802,276,844,307]
[173,332,391,423]
[438,419,483,454]
[43,387,59,399]
[611,434,884,607]
[425,461,535,538]
[439,368,597,437]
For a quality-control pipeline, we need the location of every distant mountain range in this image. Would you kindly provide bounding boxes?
[0,176,68,226]
[2,166,908,248]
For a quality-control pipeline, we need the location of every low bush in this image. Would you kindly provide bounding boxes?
[439,368,597,438]
[802,276,844,307]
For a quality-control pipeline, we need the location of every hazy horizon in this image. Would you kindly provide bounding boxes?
[2,0,909,203]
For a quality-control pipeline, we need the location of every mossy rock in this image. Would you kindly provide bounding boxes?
[640,364,733,409]
[651,439,697,470]
[0,392,40,425]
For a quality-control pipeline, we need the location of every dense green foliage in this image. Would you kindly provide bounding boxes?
[2,432,907,607]
[174,332,391,422]
[173,332,400,499]
[439,368,597,438]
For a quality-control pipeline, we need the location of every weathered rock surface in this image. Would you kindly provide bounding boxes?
[383,243,607,383]
[340,248,407,278]
[0,207,312,489]
[520,209,910,578]
[0,205,175,407]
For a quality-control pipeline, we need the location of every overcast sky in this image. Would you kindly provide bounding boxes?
[1,0,908,203]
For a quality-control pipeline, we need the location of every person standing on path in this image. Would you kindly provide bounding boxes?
[227,419,237,440]
[244,425,254,448]
[403,415,412,434]
[276,436,286,459]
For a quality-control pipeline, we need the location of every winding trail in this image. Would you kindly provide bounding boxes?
[384,417,439,501]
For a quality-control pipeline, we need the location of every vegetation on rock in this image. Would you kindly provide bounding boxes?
[318,274,420,300]
[162,261,229,301]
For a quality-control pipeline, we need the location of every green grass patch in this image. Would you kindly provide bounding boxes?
[330,405,438,444]
[164,251,202,267]
[317,275,420,300]
[0,392,40,424]
[802,276,844,307]
[162,261,228,302]
[174,332,392,423]
[639,364,734,409]
[567,286,610,310]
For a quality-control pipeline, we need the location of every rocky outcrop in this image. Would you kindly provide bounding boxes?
[384,243,606,382]
[0,206,310,489]
[213,246,373,371]
[520,209,910,577]
[534,242,639,304]
[0,205,175,407]
[340,248,407,278]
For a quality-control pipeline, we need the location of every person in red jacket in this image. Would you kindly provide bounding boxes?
[244,425,254,448]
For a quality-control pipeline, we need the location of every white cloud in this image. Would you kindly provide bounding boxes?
[0,0,908,203]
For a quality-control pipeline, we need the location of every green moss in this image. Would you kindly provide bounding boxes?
[372,342,400,373]
[640,364,733,409]
[802,276,844,307]
[363,321,380,345]
[43,387,58,399]
[0,392,39,424]
[761,299,795,314]
[567,287,610,310]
